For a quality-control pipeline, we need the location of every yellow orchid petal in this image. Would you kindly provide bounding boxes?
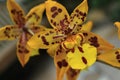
[67,43,97,69]
[66,67,80,80]
[97,49,120,68]
[114,22,120,39]
[70,0,88,29]
[45,0,70,29]
[54,45,69,80]
[56,66,69,80]
[28,28,64,49]
[0,25,20,40]
[81,21,93,32]
[7,0,25,26]
[30,25,47,34]
[47,44,60,57]
[73,21,93,34]
[26,3,45,25]
[17,32,31,67]
[81,31,114,52]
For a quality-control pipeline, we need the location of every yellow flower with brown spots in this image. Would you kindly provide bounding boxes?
[97,22,120,69]
[28,0,114,80]
[115,22,120,39]
[0,0,46,67]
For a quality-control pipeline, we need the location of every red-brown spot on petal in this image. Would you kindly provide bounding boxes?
[58,8,62,13]
[11,9,16,14]
[57,61,62,68]
[79,11,84,16]
[71,48,75,53]
[53,22,56,26]
[45,33,49,36]
[62,59,68,67]
[78,47,84,53]
[68,68,80,77]
[49,30,54,34]
[118,60,120,63]
[41,36,49,45]
[116,55,120,59]
[75,9,79,13]
[52,12,58,18]
[81,17,85,22]
[18,49,23,53]
[115,51,119,54]
[89,36,100,47]
[51,6,57,12]
[83,33,88,36]
[82,57,87,64]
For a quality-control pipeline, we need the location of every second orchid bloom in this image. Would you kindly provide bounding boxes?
[0,0,46,66]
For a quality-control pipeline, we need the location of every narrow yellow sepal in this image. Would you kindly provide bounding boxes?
[7,0,25,25]
[26,3,45,25]
[114,22,120,39]
[81,21,93,32]
[97,48,120,68]
[0,25,20,40]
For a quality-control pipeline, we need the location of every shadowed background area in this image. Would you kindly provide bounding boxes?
[0,0,120,80]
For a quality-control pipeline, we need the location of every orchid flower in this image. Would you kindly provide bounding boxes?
[115,22,120,39]
[0,0,45,67]
[96,22,120,69]
[28,0,114,80]
[97,22,120,69]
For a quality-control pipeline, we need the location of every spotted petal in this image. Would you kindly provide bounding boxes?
[73,21,93,34]
[30,25,47,34]
[28,28,64,49]
[7,0,25,27]
[81,21,93,32]
[66,67,80,80]
[67,43,97,69]
[81,31,114,52]
[114,22,120,39]
[0,25,20,40]
[47,44,60,57]
[17,32,31,67]
[97,49,120,68]
[26,3,45,25]
[70,0,88,29]
[54,45,69,80]
[45,0,70,30]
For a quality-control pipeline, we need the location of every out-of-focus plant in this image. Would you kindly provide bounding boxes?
[0,0,46,67]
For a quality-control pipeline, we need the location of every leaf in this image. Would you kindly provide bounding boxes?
[70,0,88,29]
[45,0,70,30]
[7,0,25,27]
[114,22,120,39]
[66,67,80,80]
[97,48,120,68]
[28,28,64,49]
[26,3,45,25]
[81,31,114,52]
[17,32,31,67]
[0,25,20,40]
[66,43,97,69]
